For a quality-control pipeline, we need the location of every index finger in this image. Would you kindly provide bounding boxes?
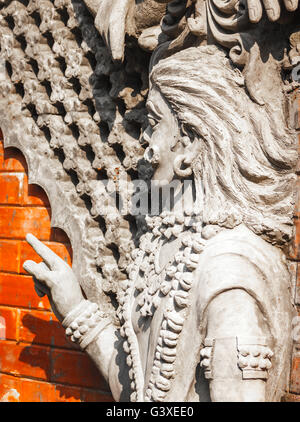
[26,233,65,270]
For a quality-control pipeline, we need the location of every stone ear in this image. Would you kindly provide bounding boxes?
[173,154,193,178]
[173,137,201,178]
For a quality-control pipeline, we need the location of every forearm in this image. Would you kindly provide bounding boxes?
[84,323,117,385]
[62,299,118,386]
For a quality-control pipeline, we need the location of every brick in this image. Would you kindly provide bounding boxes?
[0,273,51,310]
[0,373,55,402]
[0,240,20,273]
[290,92,300,132]
[81,388,114,402]
[19,240,72,275]
[295,176,300,216]
[0,207,51,240]
[19,309,75,349]
[0,145,27,173]
[22,175,50,207]
[290,353,300,394]
[0,307,19,341]
[0,373,112,402]
[0,173,24,205]
[0,341,51,381]
[50,228,72,244]
[282,393,300,402]
[51,349,108,390]
[0,373,21,402]
[288,218,300,260]
[51,383,82,402]
[295,263,300,306]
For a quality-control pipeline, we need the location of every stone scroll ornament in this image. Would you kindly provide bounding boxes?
[0,0,299,402]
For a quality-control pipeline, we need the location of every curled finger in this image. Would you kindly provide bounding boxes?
[247,0,263,23]
[262,0,281,21]
[283,0,299,11]
[23,260,53,288]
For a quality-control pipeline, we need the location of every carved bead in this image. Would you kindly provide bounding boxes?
[175,214,185,224]
[179,278,192,291]
[130,392,137,402]
[120,326,126,337]
[161,363,174,373]
[65,327,72,336]
[70,321,78,330]
[172,225,182,237]
[251,347,260,357]
[156,376,171,391]
[161,369,174,379]
[166,311,184,326]
[163,337,177,348]
[152,389,166,402]
[126,355,132,367]
[175,252,183,263]
[161,347,176,358]
[189,254,200,263]
[165,266,177,277]
[167,319,182,333]
[123,341,130,354]
[73,330,81,339]
[239,347,249,357]
[192,242,204,253]
[259,358,268,369]
[174,290,189,308]
[161,354,176,363]
[79,324,88,334]
[182,273,193,284]
[160,282,172,296]
[200,347,211,359]
[249,358,259,368]
[238,356,248,369]
[200,358,210,368]
[266,360,272,370]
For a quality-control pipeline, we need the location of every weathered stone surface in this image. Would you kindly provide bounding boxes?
[0,0,300,402]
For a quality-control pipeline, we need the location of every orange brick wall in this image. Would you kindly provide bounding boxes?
[0,132,113,402]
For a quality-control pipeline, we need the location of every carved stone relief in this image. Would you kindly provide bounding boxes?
[0,0,299,402]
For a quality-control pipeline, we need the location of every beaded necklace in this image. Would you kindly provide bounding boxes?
[117,210,212,402]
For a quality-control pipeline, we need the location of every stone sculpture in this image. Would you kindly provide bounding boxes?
[0,0,299,402]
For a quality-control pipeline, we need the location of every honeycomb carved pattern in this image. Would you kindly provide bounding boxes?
[0,0,152,317]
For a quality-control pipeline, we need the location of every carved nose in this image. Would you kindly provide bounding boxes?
[144,146,160,165]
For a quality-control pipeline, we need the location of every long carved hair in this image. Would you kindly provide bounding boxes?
[150,45,298,246]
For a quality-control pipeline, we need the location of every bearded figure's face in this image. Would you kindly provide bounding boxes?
[143,87,188,187]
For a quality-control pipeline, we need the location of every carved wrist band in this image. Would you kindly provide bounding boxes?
[63,299,111,350]
[62,300,91,328]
